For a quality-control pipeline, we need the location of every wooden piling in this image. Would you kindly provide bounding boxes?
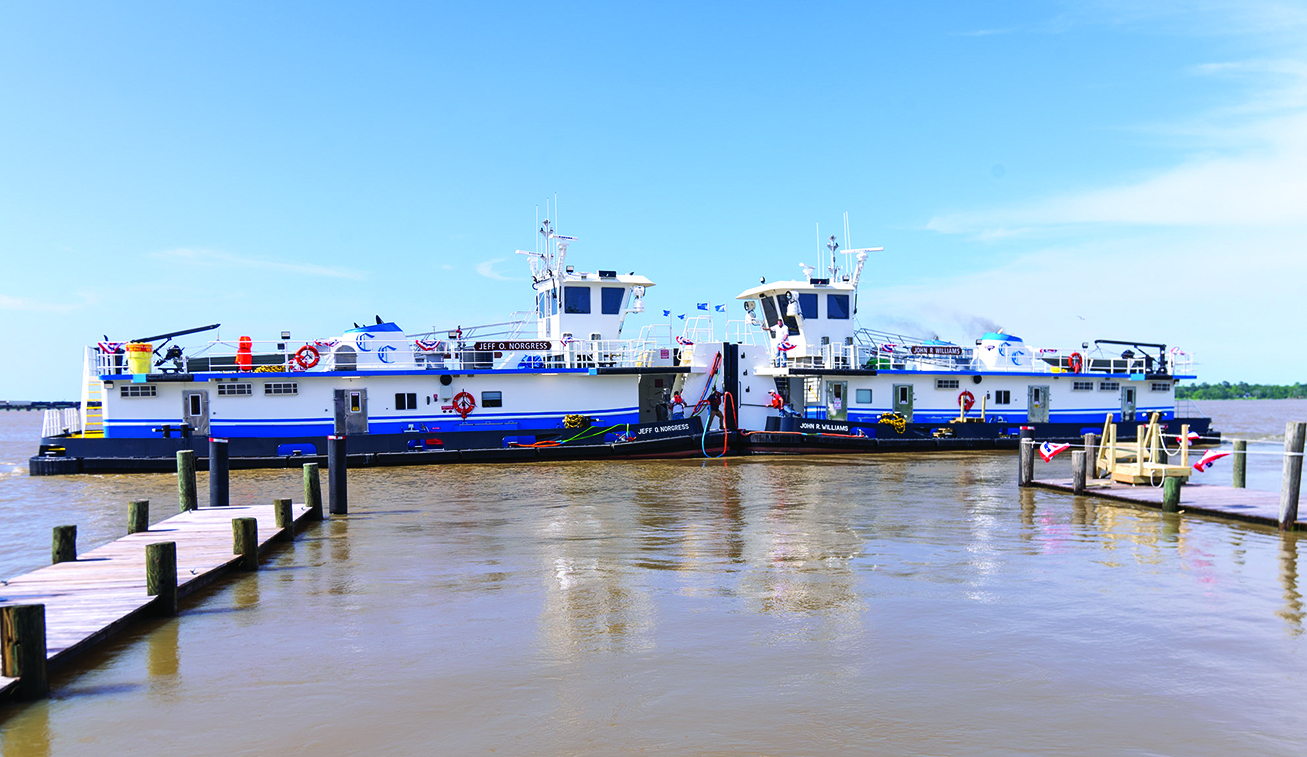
[209,437,229,507]
[177,449,197,512]
[128,499,149,534]
[1162,477,1181,513]
[328,435,348,514]
[146,541,178,616]
[274,498,294,541]
[303,463,323,521]
[1018,428,1035,487]
[1071,450,1086,494]
[1083,432,1098,478]
[1,604,49,701]
[1233,440,1247,489]
[1280,421,1306,530]
[51,525,76,564]
[232,517,259,571]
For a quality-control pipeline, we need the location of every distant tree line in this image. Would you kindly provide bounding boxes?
[1177,382,1307,400]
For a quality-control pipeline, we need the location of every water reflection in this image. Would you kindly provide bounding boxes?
[0,700,50,757]
[1280,535,1303,636]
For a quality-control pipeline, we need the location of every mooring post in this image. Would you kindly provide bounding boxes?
[146,541,178,616]
[232,517,259,571]
[177,449,197,512]
[1,604,48,700]
[1018,427,1035,487]
[274,498,294,541]
[1233,440,1247,489]
[128,499,149,534]
[303,463,323,521]
[328,434,348,515]
[209,437,229,507]
[1163,477,1182,513]
[51,525,76,564]
[1071,450,1086,494]
[1280,421,1306,530]
[1083,432,1098,479]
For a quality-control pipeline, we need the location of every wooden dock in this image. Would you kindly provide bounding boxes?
[1030,478,1304,530]
[1,503,311,699]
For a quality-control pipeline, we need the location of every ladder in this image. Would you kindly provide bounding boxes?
[80,347,105,437]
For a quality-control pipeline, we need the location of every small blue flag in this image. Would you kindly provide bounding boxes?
[696,303,708,311]
[714,304,726,312]
[662,309,671,317]
[677,314,686,320]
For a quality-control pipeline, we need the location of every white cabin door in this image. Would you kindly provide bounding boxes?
[182,390,209,435]
[1027,385,1050,424]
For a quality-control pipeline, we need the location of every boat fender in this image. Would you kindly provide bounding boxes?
[958,390,975,413]
[294,345,320,370]
[1069,352,1084,373]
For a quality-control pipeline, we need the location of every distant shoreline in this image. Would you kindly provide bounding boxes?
[1178,383,1307,401]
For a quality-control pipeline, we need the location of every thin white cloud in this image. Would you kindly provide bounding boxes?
[475,258,517,281]
[152,248,364,280]
[0,293,94,313]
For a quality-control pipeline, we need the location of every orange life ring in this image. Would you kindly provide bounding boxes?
[451,390,476,419]
[958,390,975,413]
[294,345,320,370]
[1069,352,1083,373]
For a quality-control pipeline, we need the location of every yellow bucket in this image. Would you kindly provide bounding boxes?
[126,343,152,374]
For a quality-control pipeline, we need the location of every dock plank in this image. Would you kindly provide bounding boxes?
[1,504,310,681]
[1031,479,1299,529]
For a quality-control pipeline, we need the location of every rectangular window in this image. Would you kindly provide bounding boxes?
[120,384,157,397]
[265,382,298,396]
[826,293,851,320]
[798,293,818,319]
[217,382,252,396]
[856,388,872,404]
[563,286,591,314]
[897,386,911,404]
[1072,381,1093,391]
[1151,382,1171,392]
[759,296,779,327]
[395,392,417,410]
[1099,381,1120,391]
[994,390,1011,405]
[481,391,503,408]
[188,394,202,416]
[935,378,960,390]
[601,287,625,315]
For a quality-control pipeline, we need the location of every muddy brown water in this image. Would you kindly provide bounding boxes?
[2,402,1306,756]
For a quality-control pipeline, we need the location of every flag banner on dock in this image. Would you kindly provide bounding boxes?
[313,338,339,348]
[414,337,441,351]
[1176,431,1201,445]
[880,343,897,353]
[676,336,694,345]
[97,341,124,353]
[1193,449,1231,472]
[697,303,709,311]
[1038,441,1071,461]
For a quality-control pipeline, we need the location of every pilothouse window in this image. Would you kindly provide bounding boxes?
[798,293,818,319]
[759,296,779,327]
[601,287,624,315]
[563,286,591,314]
[827,294,850,320]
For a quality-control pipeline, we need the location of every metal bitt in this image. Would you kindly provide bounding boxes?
[209,437,230,507]
[1018,427,1035,487]
[328,435,348,515]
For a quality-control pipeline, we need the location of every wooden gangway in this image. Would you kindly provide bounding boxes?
[1,503,311,699]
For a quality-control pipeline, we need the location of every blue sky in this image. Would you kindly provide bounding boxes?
[3,1,1305,398]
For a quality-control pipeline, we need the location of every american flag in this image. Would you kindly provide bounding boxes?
[1193,449,1231,472]
[1038,441,1071,461]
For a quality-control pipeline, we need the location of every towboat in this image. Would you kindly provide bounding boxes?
[30,222,727,474]
[729,237,1218,454]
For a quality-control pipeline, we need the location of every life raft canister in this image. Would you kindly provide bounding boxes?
[236,336,253,371]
